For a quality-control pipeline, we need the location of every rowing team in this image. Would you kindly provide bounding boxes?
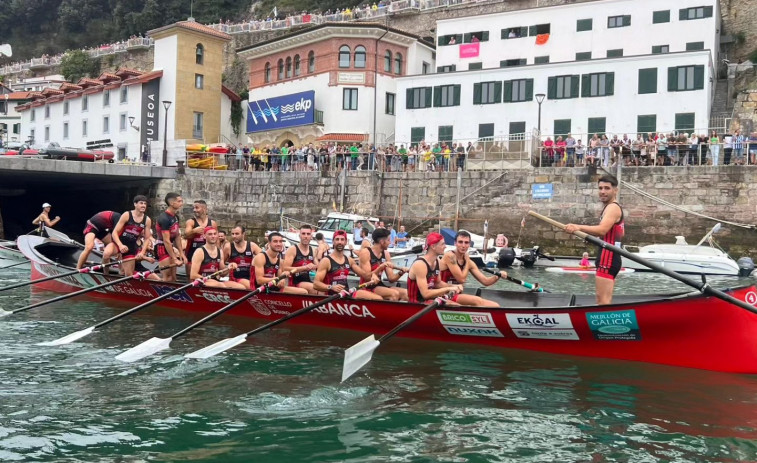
[73,192,507,307]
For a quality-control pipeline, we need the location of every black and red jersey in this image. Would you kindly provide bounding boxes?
[290,244,314,285]
[407,257,438,304]
[119,211,146,245]
[198,247,221,278]
[228,241,254,280]
[156,210,180,244]
[252,252,281,287]
[186,216,214,260]
[88,211,120,231]
[439,253,466,285]
[359,247,385,284]
[325,255,350,290]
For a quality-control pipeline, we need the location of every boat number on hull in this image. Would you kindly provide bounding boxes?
[746,291,757,306]
[505,313,579,340]
[585,309,641,341]
[436,311,504,337]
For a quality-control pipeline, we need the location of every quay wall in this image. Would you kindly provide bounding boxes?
[154,166,757,256]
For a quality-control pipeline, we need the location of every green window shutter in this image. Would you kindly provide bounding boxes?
[473,83,482,104]
[704,6,713,17]
[623,15,631,26]
[679,8,687,20]
[576,18,592,31]
[667,67,677,91]
[554,119,571,136]
[638,68,657,94]
[653,10,670,23]
[482,31,489,41]
[546,77,555,99]
[520,26,528,37]
[451,64,456,71]
[433,86,441,107]
[494,81,502,103]
[535,56,549,64]
[637,115,656,134]
[503,80,513,102]
[406,88,413,108]
[606,73,614,96]
[686,42,704,51]
[424,87,432,108]
[525,79,534,101]
[607,49,623,58]
[453,85,461,106]
[528,25,537,36]
[437,36,445,46]
[675,113,695,130]
[581,74,591,97]
[501,29,507,39]
[463,33,471,43]
[571,75,580,97]
[694,65,705,89]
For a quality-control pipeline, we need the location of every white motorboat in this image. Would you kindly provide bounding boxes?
[621,223,754,276]
[0,239,30,270]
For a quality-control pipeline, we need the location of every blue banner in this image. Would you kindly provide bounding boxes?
[246,90,315,133]
[531,183,553,199]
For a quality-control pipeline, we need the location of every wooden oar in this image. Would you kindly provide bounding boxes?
[482,267,547,292]
[37,268,229,346]
[0,260,29,270]
[0,258,136,293]
[185,281,375,360]
[528,211,757,315]
[0,270,157,317]
[341,292,454,382]
[115,274,289,362]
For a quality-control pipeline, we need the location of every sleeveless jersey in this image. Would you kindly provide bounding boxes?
[186,216,213,260]
[359,247,385,284]
[119,211,146,245]
[228,241,254,280]
[198,247,221,278]
[89,211,120,231]
[290,244,314,285]
[407,257,438,303]
[325,255,351,290]
[596,202,625,279]
[252,252,281,287]
[600,202,625,247]
[439,254,466,285]
[155,210,180,244]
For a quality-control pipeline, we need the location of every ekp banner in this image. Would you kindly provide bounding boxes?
[246,90,315,133]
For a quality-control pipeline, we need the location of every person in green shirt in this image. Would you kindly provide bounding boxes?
[349,143,360,170]
[398,144,408,172]
[280,145,290,171]
[432,143,442,172]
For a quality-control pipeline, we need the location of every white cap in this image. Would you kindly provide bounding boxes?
[42,203,52,208]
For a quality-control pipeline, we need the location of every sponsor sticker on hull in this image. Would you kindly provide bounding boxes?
[505,313,579,340]
[436,310,504,337]
[585,309,641,340]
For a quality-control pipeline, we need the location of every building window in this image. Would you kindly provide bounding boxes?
[31,109,36,122]
[195,74,204,89]
[339,45,351,68]
[82,120,87,137]
[193,112,204,138]
[410,127,425,144]
[406,87,433,109]
[637,114,657,134]
[437,65,456,73]
[385,92,395,115]
[504,79,534,103]
[285,57,292,78]
[575,52,592,61]
[264,62,271,83]
[438,34,462,45]
[501,27,527,39]
[45,106,50,119]
[433,85,461,107]
[30,128,35,142]
[63,101,69,115]
[294,54,301,76]
[500,59,526,68]
[638,68,658,94]
[354,46,366,68]
[82,95,88,111]
[608,15,631,28]
[509,121,526,136]
[196,43,204,65]
[588,117,606,135]
[44,126,50,142]
[478,123,494,139]
[668,65,704,91]
[680,6,713,20]
[463,31,489,43]
[547,75,580,99]
[473,81,502,105]
[675,112,695,131]
[653,10,670,23]
[63,122,69,139]
[120,113,127,131]
[652,45,670,54]
[468,62,482,70]
[607,49,623,58]
[576,18,592,31]
[343,88,358,110]
[278,59,284,80]
[438,125,454,143]
[534,56,550,64]
[394,53,402,75]
[422,62,429,74]
[528,24,551,36]
[308,51,315,73]
[120,87,128,104]
[554,119,571,136]
[13,123,20,135]
[384,50,392,72]
[686,42,705,51]
[103,116,109,134]
[103,90,110,107]
[582,72,614,97]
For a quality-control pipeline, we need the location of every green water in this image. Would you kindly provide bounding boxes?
[1,267,756,462]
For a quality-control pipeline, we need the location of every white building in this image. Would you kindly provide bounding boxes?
[0,83,31,145]
[395,0,719,145]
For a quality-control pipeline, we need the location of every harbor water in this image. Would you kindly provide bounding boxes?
[1,266,756,462]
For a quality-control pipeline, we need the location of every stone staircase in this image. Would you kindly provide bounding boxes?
[710,78,732,131]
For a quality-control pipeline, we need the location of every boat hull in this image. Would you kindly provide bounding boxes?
[16,236,757,373]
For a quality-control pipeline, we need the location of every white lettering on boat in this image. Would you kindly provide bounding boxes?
[302,301,375,318]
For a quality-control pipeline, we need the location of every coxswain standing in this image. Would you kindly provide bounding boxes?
[313,230,381,300]
[438,230,506,307]
[282,225,318,294]
[190,226,245,289]
[251,232,308,294]
[565,174,625,305]
[32,203,60,234]
[224,225,261,289]
[357,228,408,301]
[76,210,121,269]
[155,192,185,282]
[407,232,463,305]
[184,200,217,278]
[111,195,155,277]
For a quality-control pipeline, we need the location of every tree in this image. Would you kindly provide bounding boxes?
[60,49,100,82]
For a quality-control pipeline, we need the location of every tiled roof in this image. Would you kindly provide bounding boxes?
[149,19,231,41]
[3,91,32,100]
[222,85,242,102]
[122,70,163,86]
[316,133,369,142]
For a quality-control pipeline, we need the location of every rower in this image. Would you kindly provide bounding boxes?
[313,230,381,300]
[32,202,60,235]
[357,228,409,301]
[438,230,505,307]
[223,225,261,289]
[155,192,185,282]
[314,232,329,263]
[190,226,245,289]
[407,232,463,305]
[218,230,227,251]
[282,225,318,294]
[111,195,154,277]
[251,232,308,294]
[184,200,217,278]
[76,210,121,269]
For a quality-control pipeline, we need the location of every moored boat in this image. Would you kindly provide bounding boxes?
[546,267,635,275]
[15,234,757,374]
[0,239,30,269]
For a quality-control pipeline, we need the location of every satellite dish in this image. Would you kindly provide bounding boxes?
[0,44,12,57]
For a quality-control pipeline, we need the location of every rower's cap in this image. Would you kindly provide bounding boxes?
[334,230,348,238]
[204,225,217,233]
[42,202,52,208]
[425,232,444,250]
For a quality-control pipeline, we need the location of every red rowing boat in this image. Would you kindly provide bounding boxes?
[15,235,757,373]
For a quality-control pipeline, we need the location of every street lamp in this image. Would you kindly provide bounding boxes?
[128,116,139,131]
[162,100,172,167]
[535,93,546,135]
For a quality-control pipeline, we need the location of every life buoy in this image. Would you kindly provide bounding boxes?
[495,234,508,248]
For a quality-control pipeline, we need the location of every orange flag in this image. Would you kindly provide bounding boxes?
[535,33,550,45]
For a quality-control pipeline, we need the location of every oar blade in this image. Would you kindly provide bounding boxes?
[341,334,381,382]
[184,334,248,360]
[0,309,12,318]
[115,337,172,363]
[37,326,95,346]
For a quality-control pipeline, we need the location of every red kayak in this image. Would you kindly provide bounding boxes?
[15,235,757,373]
